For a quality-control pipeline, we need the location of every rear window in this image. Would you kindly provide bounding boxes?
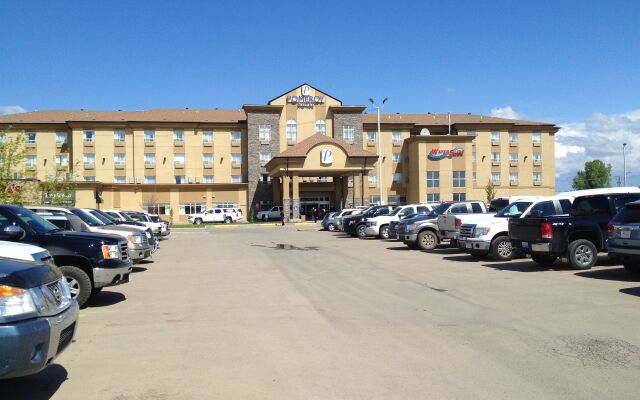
[570,196,610,217]
[489,199,509,212]
[559,199,572,213]
[528,201,556,217]
[416,206,429,213]
[471,203,483,213]
[450,204,468,213]
[612,204,640,224]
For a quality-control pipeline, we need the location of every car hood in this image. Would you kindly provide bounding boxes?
[0,257,61,289]
[96,225,144,234]
[402,216,437,224]
[50,230,124,243]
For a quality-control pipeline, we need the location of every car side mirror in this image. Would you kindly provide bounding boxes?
[1,225,26,241]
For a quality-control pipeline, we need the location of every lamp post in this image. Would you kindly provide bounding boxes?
[623,142,628,187]
[369,97,387,205]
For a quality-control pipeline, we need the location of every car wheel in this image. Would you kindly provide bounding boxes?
[224,217,232,224]
[491,236,513,261]
[417,230,438,250]
[327,223,336,232]
[60,266,92,308]
[623,263,640,273]
[531,254,558,266]
[469,250,489,259]
[379,225,390,239]
[262,215,267,222]
[568,239,598,270]
[357,224,367,239]
[194,218,203,225]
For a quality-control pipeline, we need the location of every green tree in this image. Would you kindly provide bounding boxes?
[39,169,78,206]
[0,129,32,204]
[485,179,496,203]
[571,160,612,189]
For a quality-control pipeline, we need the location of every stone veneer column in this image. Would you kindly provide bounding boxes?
[333,112,363,148]
[292,175,300,220]
[245,110,281,219]
[282,175,290,221]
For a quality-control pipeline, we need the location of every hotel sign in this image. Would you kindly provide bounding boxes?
[287,85,325,109]
[428,147,464,160]
[320,149,333,165]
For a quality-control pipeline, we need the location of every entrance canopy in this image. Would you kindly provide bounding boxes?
[265,134,378,177]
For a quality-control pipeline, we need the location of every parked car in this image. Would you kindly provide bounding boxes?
[0,257,79,379]
[148,214,171,237]
[344,205,396,238]
[321,212,338,231]
[459,196,573,261]
[364,204,434,239]
[333,209,360,231]
[187,208,235,224]
[256,206,282,221]
[122,211,165,234]
[0,205,132,307]
[341,206,376,233]
[83,208,159,253]
[437,202,491,246]
[0,240,57,264]
[389,211,432,239]
[399,201,487,250]
[607,200,640,273]
[28,206,152,263]
[510,190,640,269]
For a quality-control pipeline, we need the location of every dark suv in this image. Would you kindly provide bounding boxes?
[607,200,640,273]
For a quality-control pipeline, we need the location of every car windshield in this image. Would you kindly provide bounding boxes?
[117,212,135,222]
[88,210,116,225]
[495,202,533,218]
[427,203,451,217]
[389,206,403,216]
[150,216,160,222]
[12,208,60,234]
[70,209,104,226]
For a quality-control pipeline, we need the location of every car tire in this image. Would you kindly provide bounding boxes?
[491,236,513,261]
[327,223,336,232]
[379,225,390,239]
[262,215,267,222]
[531,254,558,266]
[623,263,640,273]
[60,266,92,308]
[194,218,203,225]
[224,217,232,224]
[417,230,438,250]
[470,250,489,259]
[356,224,367,239]
[568,239,598,270]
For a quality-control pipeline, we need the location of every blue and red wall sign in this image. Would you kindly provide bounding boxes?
[428,147,464,160]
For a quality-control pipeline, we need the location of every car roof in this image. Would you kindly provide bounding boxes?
[557,187,640,197]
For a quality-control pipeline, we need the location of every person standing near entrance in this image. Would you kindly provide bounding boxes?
[280,210,285,226]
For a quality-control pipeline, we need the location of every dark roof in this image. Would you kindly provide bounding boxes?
[362,113,553,127]
[0,109,246,124]
[267,83,342,105]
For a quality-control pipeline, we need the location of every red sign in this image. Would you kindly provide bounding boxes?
[428,147,464,160]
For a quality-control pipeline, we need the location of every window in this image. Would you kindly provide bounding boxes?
[348,176,353,187]
[259,124,271,143]
[83,130,95,142]
[392,152,400,163]
[202,131,213,143]
[472,152,476,163]
[528,201,556,217]
[56,132,68,144]
[491,131,500,143]
[143,203,170,215]
[427,171,440,188]
[509,152,518,163]
[491,152,501,162]
[510,172,519,183]
[174,153,185,166]
[175,175,186,184]
[83,153,95,165]
[368,172,377,186]
[26,131,36,144]
[203,175,214,183]
[472,172,477,182]
[260,174,270,184]
[453,171,466,188]
[114,153,126,166]
[113,129,125,143]
[388,195,401,205]
[259,152,271,166]
[342,125,354,143]
[144,175,156,184]
[144,130,155,142]
[179,203,205,215]
[392,131,402,144]
[427,193,440,202]
[560,199,572,213]
[231,153,242,166]
[451,204,468,213]
[453,193,466,201]
[55,154,69,167]
[286,120,297,143]
[509,132,518,144]
[393,173,401,183]
[231,175,242,183]
[144,153,156,166]
[471,203,483,213]
[532,132,541,145]
[114,176,126,184]
[367,131,377,144]
[26,155,37,167]
[173,130,185,142]
[491,172,501,184]
[84,176,96,182]
[570,196,610,217]
[533,152,542,164]
[533,172,542,183]
[202,153,213,165]
[315,120,326,135]
[231,131,242,145]
[369,195,381,205]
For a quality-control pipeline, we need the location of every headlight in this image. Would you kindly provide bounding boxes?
[102,244,121,259]
[407,223,417,231]
[127,235,144,244]
[0,285,37,318]
[366,221,376,226]
[474,227,491,237]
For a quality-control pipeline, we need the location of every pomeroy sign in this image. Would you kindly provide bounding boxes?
[287,85,325,108]
[428,147,464,160]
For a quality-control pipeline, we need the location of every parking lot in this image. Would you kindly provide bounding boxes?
[5,224,640,399]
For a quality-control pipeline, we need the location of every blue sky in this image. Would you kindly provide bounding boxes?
[1,1,639,190]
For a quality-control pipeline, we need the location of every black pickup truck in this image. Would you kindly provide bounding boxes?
[509,192,640,269]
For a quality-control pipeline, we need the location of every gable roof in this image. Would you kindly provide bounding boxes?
[0,109,246,124]
[272,134,376,159]
[267,83,342,105]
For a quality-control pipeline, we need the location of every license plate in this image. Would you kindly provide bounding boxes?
[620,230,631,239]
[522,241,529,248]
[465,243,472,249]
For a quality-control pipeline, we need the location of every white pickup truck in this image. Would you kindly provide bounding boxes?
[256,206,282,221]
[0,240,55,264]
[188,208,235,224]
[458,196,574,260]
[364,204,433,239]
[436,203,491,246]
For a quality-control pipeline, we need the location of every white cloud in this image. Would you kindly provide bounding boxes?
[0,105,26,115]
[490,106,523,120]
[555,109,640,190]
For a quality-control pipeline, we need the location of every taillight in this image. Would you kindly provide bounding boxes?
[607,224,614,233]
[455,218,462,229]
[541,223,553,240]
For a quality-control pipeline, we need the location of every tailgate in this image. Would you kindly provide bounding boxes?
[438,215,457,231]
[509,218,544,241]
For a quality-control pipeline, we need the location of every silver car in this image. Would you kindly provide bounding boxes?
[608,200,640,273]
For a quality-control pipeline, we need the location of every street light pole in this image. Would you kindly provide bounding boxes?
[369,97,387,205]
[623,142,628,186]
